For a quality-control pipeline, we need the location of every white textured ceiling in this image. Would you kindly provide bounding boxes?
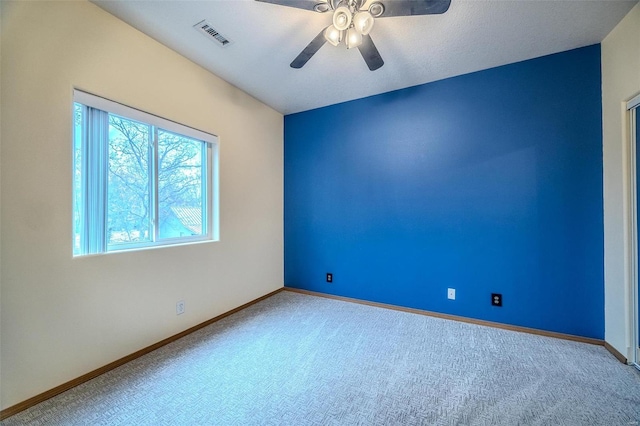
[92,0,637,114]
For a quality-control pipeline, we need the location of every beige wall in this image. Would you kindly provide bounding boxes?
[602,3,640,359]
[0,0,283,409]
[0,0,3,404]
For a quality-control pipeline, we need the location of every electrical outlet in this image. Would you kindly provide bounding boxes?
[176,300,185,315]
[447,288,456,300]
[326,273,333,283]
[491,293,502,307]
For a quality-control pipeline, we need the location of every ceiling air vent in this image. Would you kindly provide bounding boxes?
[193,20,231,47]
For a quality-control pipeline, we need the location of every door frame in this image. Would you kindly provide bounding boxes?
[626,92,640,369]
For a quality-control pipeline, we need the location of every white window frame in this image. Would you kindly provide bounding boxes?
[73,89,219,256]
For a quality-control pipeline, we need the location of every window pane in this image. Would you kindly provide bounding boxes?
[73,103,83,256]
[107,115,152,245]
[73,90,217,256]
[158,129,205,239]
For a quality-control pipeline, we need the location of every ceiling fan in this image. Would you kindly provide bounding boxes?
[255,0,451,71]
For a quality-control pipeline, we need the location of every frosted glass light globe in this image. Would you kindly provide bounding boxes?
[333,6,352,31]
[324,25,343,47]
[346,27,363,49]
[353,11,374,35]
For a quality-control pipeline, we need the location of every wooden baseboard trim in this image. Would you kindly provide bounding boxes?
[0,287,284,421]
[284,287,604,347]
[604,341,628,363]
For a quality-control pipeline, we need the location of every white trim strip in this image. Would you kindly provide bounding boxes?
[628,93,640,111]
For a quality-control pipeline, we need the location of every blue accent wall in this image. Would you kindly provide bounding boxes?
[284,45,604,339]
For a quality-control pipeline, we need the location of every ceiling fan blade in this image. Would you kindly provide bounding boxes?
[375,0,451,17]
[290,28,328,68]
[255,0,331,12]
[357,34,384,71]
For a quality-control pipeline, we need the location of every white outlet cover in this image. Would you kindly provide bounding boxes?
[447,288,456,300]
[176,300,185,315]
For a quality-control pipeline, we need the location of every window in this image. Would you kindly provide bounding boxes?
[73,90,218,256]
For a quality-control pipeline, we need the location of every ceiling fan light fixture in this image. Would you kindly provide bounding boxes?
[353,11,374,35]
[324,25,343,46]
[345,27,363,49]
[333,6,352,31]
[264,0,453,71]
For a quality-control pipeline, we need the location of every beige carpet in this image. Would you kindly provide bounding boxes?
[3,291,640,425]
